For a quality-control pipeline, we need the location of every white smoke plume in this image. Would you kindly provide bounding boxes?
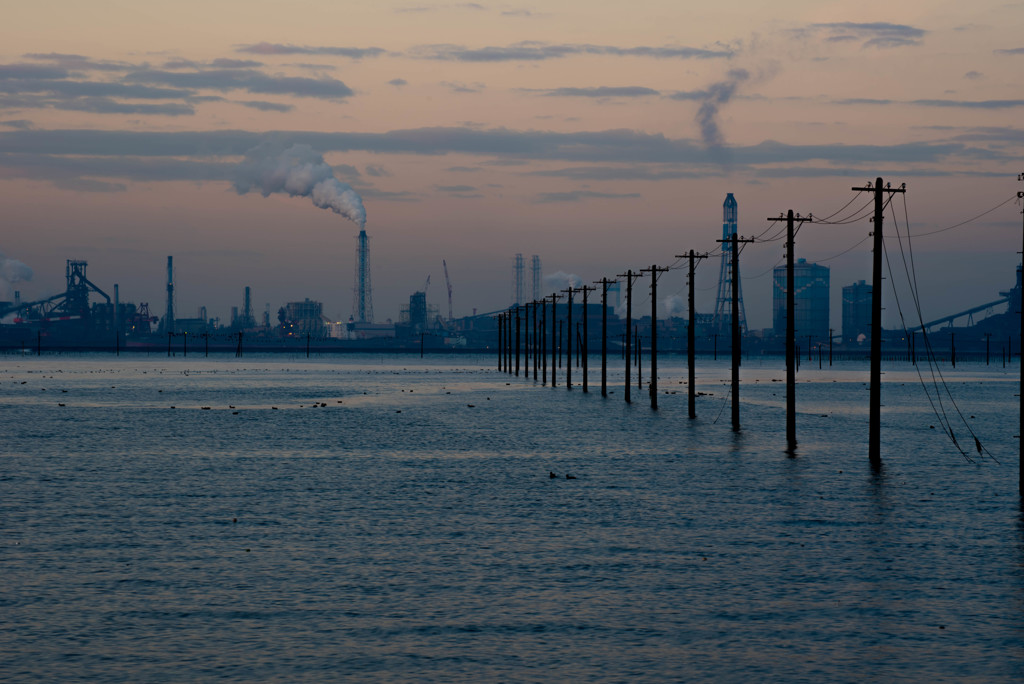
[0,251,32,299]
[696,68,749,149]
[663,295,686,318]
[543,271,583,292]
[234,143,366,228]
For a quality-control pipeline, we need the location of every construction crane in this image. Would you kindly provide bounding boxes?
[443,259,454,322]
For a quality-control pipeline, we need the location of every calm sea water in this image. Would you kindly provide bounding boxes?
[2,353,1023,682]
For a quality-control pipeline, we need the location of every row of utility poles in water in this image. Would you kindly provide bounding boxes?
[497,177,1024,495]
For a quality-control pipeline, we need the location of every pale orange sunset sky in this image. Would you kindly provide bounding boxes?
[2,0,1023,329]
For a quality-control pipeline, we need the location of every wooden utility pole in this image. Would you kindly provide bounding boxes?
[533,300,539,380]
[1017,174,1024,495]
[515,305,521,377]
[717,233,754,432]
[676,251,707,419]
[550,294,562,387]
[595,278,610,397]
[498,314,503,371]
[561,286,574,390]
[617,270,639,404]
[853,178,906,469]
[641,265,669,410]
[523,302,530,377]
[767,210,810,452]
[579,285,596,393]
[541,300,547,384]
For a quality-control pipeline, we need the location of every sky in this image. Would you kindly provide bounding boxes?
[1,0,1023,332]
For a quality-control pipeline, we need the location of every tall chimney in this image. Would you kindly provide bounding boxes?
[164,256,175,334]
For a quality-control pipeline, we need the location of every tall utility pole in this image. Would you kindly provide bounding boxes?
[595,278,610,397]
[579,285,596,393]
[561,286,574,390]
[523,302,530,379]
[498,313,503,371]
[767,210,811,453]
[550,293,562,387]
[541,299,548,385]
[717,233,754,432]
[515,305,521,377]
[617,270,639,404]
[1017,173,1024,495]
[641,265,669,410]
[533,300,539,380]
[676,251,707,419]
[853,178,906,469]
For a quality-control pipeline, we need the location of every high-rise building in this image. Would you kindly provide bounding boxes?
[773,258,830,342]
[842,280,872,343]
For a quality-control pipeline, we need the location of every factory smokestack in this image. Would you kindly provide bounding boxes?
[233,143,366,228]
[162,256,175,335]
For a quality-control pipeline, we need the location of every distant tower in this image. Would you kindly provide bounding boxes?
[161,256,175,334]
[237,286,256,329]
[513,253,525,306]
[713,193,747,335]
[354,229,373,323]
[531,255,542,302]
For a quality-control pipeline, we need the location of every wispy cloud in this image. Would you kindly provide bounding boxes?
[124,68,355,99]
[804,22,927,49]
[994,47,1024,55]
[536,86,660,98]
[236,43,386,59]
[535,190,642,203]
[410,41,733,62]
[835,97,1024,109]
[238,100,293,112]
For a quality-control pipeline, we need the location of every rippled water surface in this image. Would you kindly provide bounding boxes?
[2,353,1024,682]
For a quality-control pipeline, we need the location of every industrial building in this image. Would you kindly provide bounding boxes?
[842,280,872,343]
[773,258,830,343]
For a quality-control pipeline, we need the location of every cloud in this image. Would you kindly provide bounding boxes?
[528,165,709,181]
[0,94,195,115]
[0,126,999,179]
[535,190,642,203]
[236,43,386,59]
[388,78,407,87]
[239,100,294,112]
[964,71,983,80]
[410,41,733,62]
[0,119,32,129]
[210,58,264,69]
[436,184,477,191]
[365,164,390,177]
[22,53,129,72]
[124,68,355,99]
[0,63,69,80]
[806,22,927,48]
[441,81,484,93]
[835,97,1024,109]
[0,77,192,99]
[994,47,1024,55]
[538,86,660,98]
